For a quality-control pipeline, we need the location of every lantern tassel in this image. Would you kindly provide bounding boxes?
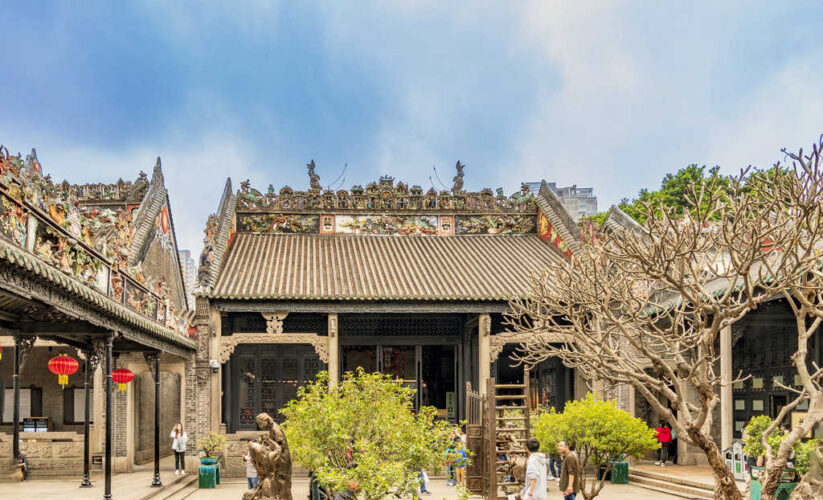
[118,383,126,391]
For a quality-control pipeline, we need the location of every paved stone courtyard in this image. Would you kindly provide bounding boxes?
[0,455,682,500]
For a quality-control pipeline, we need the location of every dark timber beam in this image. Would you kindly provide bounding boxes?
[80,348,96,488]
[15,322,109,335]
[145,352,162,488]
[104,334,114,500]
[12,335,35,463]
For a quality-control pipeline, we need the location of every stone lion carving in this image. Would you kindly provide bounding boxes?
[243,413,293,500]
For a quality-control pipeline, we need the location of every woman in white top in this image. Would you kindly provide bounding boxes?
[170,423,188,475]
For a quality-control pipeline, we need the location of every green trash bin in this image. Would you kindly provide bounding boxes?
[610,461,629,484]
[199,464,217,489]
[749,467,797,500]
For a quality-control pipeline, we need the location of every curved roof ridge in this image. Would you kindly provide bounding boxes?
[535,180,582,254]
[196,178,236,292]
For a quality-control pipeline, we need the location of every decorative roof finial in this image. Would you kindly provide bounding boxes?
[26,148,41,173]
[307,160,321,192]
[452,161,464,193]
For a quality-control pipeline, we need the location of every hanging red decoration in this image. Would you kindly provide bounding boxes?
[112,368,134,392]
[48,353,79,388]
[0,345,3,360]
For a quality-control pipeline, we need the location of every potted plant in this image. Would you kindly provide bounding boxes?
[197,431,227,465]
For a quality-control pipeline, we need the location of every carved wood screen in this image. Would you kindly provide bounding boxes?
[465,381,486,495]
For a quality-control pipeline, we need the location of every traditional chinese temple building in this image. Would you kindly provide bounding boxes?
[0,147,195,489]
[192,162,585,471]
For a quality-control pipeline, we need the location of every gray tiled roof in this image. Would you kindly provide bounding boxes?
[210,233,562,301]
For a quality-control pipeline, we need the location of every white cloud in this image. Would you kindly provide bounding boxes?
[703,53,823,173]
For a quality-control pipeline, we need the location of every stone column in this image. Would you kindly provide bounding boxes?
[104,334,113,500]
[192,296,212,472]
[478,314,491,393]
[328,313,339,385]
[209,308,221,432]
[720,324,733,449]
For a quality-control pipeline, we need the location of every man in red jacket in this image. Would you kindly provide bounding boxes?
[655,421,672,466]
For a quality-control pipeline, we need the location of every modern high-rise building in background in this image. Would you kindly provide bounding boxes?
[525,181,598,221]
[178,249,197,307]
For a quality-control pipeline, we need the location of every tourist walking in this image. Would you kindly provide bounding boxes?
[558,441,581,500]
[15,451,28,481]
[522,438,548,500]
[547,450,562,480]
[244,439,259,489]
[669,426,678,464]
[170,422,188,475]
[454,442,468,485]
[418,470,430,495]
[655,421,672,466]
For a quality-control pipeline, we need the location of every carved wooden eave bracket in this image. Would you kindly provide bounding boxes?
[218,332,328,364]
[489,330,567,363]
[261,312,288,333]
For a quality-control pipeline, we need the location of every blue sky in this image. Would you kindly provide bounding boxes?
[2,2,823,253]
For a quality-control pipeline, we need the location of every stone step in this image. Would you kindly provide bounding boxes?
[140,474,196,500]
[161,476,198,500]
[630,467,715,491]
[628,473,714,499]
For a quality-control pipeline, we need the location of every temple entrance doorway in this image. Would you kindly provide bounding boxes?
[226,344,326,431]
[341,344,458,421]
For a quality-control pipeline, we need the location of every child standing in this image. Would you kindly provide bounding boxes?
[244,439,258,489]
[454,443,468,485]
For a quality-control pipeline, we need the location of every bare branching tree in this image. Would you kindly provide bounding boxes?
[505,138,823,500]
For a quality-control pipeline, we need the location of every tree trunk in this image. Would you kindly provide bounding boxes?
[789,481,813,500]
[686,425,743,500]
[760,453,789,500]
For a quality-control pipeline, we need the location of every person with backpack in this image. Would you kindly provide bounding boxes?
[655,421,672,466]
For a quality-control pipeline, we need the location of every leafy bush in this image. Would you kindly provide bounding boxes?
[794,439,818,475]
[281,369,456,500]
[743,415,819,475]
[532,393,659,500]
[743,415,787,459]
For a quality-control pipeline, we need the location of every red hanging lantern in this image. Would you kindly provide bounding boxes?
[48,353,79,388]
[0,344,3,360]
[112,368,134,392]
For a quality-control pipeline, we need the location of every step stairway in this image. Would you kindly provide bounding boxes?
[156,475,198,500]
[628,467,715,499]
[140,474,197,500]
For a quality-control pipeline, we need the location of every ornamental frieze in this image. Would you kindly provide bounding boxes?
[455,214,536,234]
[0,192,28,247]
[239,214,319,233]
[335,215,438,235]
[233,161,537,214]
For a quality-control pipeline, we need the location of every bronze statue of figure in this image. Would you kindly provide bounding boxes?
[243,413,293,500]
